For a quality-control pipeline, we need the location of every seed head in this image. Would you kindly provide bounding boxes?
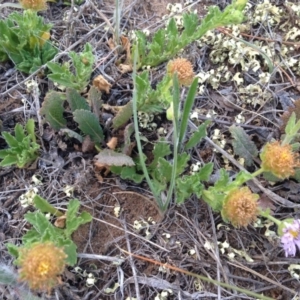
[260,141,300,179]
[221,187,259,228]
[19,0,47,11]
[167,58,195,86]
[17,242,67,292]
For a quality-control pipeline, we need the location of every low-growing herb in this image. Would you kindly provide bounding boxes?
[40,87,104,146]
[0,9,57,73]
[7,196,92,266]
[47,43,95,92]
[0,119,40,168]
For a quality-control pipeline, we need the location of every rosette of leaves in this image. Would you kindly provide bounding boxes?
[0,119,40,168]
[0,10,57,73]
[47,43,94,92]
[40,87,104,146]
[6,196,92,266]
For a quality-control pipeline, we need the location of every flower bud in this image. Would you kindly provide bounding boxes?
[260,141,300,179]
[167,58,195,86]
[17,242,67,292]
[19,0,47,11]
[221,187,259,227]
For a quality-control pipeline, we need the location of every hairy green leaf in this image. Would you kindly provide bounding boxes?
[73,109,104,144]
[66,88,90,111]
[229,125,258,167]
[112,101,133,129]
[40,91,67,130]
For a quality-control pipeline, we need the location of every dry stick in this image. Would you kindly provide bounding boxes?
[219,27,300,48]
[77,253,124,264]
[227,260,296,295]
[119,249,274,300]
[123,221,141,300]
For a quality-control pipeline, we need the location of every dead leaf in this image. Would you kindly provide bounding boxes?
[94,149,135,167]
[82,135,95,153]
[119,64,133,74]
[54,215,66,228]
[107,137,118,150]
[93,75,112,94]
[107,38,116,52]
[120,35,131,64]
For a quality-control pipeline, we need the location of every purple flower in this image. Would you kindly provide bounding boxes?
[281,220,300,257]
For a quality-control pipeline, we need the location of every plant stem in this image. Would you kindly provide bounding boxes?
[132,48,164,213]
[251,168,264,178]
[163,75,180,211]
[259,209,281,226]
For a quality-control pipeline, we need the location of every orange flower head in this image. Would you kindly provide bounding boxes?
[221,187,259,228]
[167,58,195,86]
[260,141,300,179]
[19,0,47,11]
[17,242,67,292]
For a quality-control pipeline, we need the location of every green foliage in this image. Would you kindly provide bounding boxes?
[229,125,258,167]
[282,112,300,145]
[47,43,95,92]
[40,87,104,146]
[202,169,254,211]
[33,195,64,217]
[133,0,247,68]
[0,119,40,168]
[111,140,213,204]
[40,91,67,130]
[73,109,104,144]
[7,198,92,266]
[134,71,172,113]
[185,120,211,150]
[112,101,133,130]
[0,10,57,73]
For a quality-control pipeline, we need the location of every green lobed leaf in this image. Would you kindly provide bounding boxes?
[6,243,19,259]
[153,157,172,183]
[65,199,92,238]
[0,155,18,167]
[185,120,210,150]
[197,162,214,181]
[73,109,104,144]
[229,125,258,167]
[148,140,171,170]
[24,212,55,236]
[57,239,77,266]
[2,132,19,148]
[110,165,145,184]
[40,91,67,130]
